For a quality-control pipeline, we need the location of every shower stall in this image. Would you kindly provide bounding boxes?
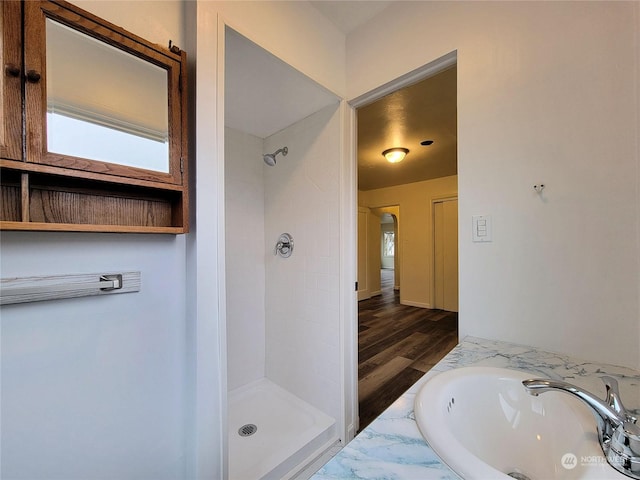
[224,27,343,479]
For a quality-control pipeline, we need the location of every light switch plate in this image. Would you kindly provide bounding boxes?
[472,215,492,242]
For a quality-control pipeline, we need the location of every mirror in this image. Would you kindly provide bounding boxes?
[45,18,169,173]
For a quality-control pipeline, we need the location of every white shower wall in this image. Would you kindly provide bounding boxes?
[226,102,342,427]
[264,104,342,422]
[225,127,266,391]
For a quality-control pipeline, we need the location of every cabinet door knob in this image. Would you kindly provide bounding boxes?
[5,64,20,77]
[26,70,41,83]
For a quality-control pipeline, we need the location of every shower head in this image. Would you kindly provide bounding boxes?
[263,146,288,166]
[263,153,276,167]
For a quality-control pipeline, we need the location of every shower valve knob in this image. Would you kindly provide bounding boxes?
[274,233,294,258]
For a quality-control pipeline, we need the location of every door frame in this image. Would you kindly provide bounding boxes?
[348,51,457,432]
[368,205,400,298]
[379,213,399,286]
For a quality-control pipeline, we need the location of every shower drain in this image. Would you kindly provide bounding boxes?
[238,424,257,437]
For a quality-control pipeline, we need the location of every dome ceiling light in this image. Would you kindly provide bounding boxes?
[382,147,409,163]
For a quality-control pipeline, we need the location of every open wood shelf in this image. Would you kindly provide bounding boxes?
[0,221,185,234]
[1,167,187,233]
[0,159,185,192]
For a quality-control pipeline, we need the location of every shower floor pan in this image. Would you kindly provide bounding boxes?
[228,378,336,480]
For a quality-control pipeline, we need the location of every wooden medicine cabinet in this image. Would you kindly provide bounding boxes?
[1,0,188,233]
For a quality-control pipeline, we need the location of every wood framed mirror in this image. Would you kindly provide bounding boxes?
[24,0,184,185]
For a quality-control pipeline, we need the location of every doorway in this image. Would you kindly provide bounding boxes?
[358,206,400,302]
[353,53,458,432]
[380,211,400,293]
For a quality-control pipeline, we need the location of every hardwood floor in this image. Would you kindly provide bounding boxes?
[358,269,458,431]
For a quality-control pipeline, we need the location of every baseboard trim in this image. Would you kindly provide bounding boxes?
[401,300,431,309]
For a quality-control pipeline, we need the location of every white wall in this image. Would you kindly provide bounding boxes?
[1,234,187,479]
[71,1,185,48]
[349,1,640,368]
[0,2,191,478]
[225,127,266,391]
[264,104,342,422]
[637,2,640,372]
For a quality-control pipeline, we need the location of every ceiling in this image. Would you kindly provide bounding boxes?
[308,1,458,191]
[309,1,393,34]
[357,66,457,191]
[225,27,339,139]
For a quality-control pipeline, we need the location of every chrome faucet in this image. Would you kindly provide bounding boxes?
[523,376,640,478]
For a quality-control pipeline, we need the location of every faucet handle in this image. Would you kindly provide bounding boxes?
[607,421,640,477]
[602,378,640,477]
[603,376,624,412]
[602,376,637,423]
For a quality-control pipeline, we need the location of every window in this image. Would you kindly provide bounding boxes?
[383,231,395,257]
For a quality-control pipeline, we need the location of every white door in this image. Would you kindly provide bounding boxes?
[434,199,458,312]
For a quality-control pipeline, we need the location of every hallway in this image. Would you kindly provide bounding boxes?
[358,269,458,430]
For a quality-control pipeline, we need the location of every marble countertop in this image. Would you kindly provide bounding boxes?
[311,336,640,480]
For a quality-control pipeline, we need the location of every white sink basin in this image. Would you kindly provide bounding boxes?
[414,367,627,479]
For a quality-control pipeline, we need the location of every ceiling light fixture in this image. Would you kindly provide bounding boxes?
[382,147,409,163]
